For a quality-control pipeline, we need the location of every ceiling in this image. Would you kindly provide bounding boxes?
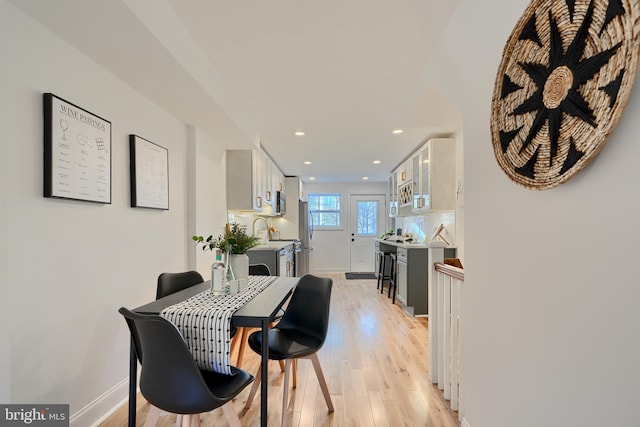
[11,0,462,182]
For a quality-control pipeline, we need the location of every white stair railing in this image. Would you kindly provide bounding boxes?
[429,260,464,417]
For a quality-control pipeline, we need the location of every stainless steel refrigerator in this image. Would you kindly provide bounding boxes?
[296,201,313,276]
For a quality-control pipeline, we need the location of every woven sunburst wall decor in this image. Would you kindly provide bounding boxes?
[491,0,640,190]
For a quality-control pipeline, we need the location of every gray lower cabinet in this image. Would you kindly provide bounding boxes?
[247,245,295,277]
[396,246,456,316]
[247,249,279,276]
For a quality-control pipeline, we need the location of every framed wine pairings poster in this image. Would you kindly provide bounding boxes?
[129,135,169,210]
[43,93,112,203]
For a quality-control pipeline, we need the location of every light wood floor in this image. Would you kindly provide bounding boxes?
[103,273,459,427]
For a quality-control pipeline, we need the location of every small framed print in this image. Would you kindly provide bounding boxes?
[43,93,112,203]
[129,135,169,210]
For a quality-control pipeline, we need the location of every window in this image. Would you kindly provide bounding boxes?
[308,193,341,228]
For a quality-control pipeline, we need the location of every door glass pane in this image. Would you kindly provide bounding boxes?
[357,201,378,236]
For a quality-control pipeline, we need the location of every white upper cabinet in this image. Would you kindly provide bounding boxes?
[227,148,287,213]
[271,160,285,195]
[388,173,397,217]
[285,176,305,202]
[396,157,412,187]
[390,137,456,216]
[227,149,263,211]
[396,157,413,208]
[263,156,273,206]
[253,149,264,210]
[276,169,285,194]
[298,178,305,201]
[412,138,456,212]
[412,150,421,210]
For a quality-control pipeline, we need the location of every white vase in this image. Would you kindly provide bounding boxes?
[228,253,249,280]
[227,253,249,294]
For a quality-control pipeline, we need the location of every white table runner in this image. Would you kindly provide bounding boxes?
[160,275,276,375]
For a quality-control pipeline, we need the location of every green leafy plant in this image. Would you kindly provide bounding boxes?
[379,229,394,239]
[192,223,260,254]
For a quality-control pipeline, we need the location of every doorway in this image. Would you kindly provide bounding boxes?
[349,194,386,272]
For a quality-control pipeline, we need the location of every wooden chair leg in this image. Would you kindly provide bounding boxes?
[281,359,291,427]
[221,401,241,427]
[235,327,248,368]
[309,353,334,412]
[292,359,297,388]
[229,328,241,357]
[244,363,262,410]
[180,414,191,427]
[192,414,200,427]
[143,405,163,427]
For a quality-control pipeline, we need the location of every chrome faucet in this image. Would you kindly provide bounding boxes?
[252,217,270,241]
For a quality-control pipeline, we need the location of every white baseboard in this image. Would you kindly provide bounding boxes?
[70,377,129,427]
[461,417,471,427]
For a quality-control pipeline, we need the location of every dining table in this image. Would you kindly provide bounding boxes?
[128,275,299,427]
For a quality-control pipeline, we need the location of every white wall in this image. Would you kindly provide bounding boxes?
[186,127,229,277]
[303,181,387,272]
[1,2,231,424]
[428,1,640,426]
[0,49,9,401]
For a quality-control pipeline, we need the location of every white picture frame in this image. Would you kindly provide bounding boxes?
[129,135,169,210]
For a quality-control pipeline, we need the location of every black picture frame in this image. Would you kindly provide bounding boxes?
[129,135,169,210]
[43,93,112,203]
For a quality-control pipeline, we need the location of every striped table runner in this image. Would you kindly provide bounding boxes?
[160,275,276,375]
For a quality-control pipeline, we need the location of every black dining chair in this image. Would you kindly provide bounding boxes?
[119,308,254,427]
[243,274,334,426]
[156,270,204,300]
[249,263,272,276]
[154,271,243,425]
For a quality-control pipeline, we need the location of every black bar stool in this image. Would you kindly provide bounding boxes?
[388,253,397,304]
[377,250,393,292]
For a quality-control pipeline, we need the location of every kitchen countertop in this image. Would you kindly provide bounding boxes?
[376,238,450,249]
[248,241,295,251]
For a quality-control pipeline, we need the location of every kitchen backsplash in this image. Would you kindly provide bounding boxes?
[227,212,269,241]
[396,211,456,245]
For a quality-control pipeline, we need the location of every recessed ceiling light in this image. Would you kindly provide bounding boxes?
[304,161,312,165]
[362,176,369,180]
[372,160,381,164]
[309,176,316,180]
[392,129,404,134]
[294,131,305,136]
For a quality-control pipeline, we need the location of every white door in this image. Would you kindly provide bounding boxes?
[349,194,386,272]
